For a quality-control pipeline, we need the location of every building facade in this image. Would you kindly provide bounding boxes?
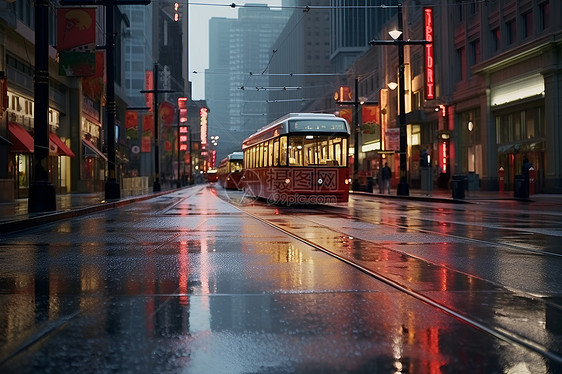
[0,1,154,201]
[206,5,291,163]
[267,0,333,124]
[310,0,561,193]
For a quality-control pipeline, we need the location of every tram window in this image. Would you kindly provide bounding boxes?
[280,136,287,166]
[262,141,267,167]
[341,138,348,166]
[273,139,279,166]
[288,136,304,166]
[268,140,274,167]
[265,141,270,167]
[231,160,242,172]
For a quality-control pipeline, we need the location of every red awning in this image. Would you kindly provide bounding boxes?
[82,138,107,161]
[8,122,34,153]
[49,132,75,157]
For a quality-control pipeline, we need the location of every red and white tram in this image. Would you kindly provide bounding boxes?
[217,152,244,190]
[242,113,350,204]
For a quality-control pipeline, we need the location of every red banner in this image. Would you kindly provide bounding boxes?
[145,71,153,112]
[57,8,96,51]
[143,114,154,137]
[141,136,151,153]
[159,101,175,125]
[338,108,352,125]
[164,140,172,152]
[362,105,379,124]
[126,110,138,139]
[126,111,138,129]
[82,52,104,99]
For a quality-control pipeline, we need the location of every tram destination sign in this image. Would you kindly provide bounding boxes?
[289,120,348,133]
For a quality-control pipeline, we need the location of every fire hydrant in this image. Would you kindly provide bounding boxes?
[498,167,505,192]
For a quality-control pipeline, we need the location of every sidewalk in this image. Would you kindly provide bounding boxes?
[0,187,178,234]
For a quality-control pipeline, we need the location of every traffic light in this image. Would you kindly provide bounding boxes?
[177,97,187,123]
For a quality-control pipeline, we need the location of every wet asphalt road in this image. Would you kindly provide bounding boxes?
[0,185,561,373]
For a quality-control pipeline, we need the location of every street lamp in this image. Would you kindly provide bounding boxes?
[336,76,378,191]
[369,3,429,196]
[140,63,174,192]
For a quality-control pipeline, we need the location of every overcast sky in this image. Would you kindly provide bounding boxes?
[188,1,283,100]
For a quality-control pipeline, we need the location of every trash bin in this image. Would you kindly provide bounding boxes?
[451,174,466,199]
[366,177,373,193]
[421,166,433,192]
[514,174,529,198]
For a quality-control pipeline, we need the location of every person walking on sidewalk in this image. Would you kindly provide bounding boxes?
[381,162,391,194]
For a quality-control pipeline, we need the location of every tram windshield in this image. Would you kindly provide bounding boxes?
[287,135,348,167]
[229,160,243,173]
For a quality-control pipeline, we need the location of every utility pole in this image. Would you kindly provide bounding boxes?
[60,0,151,200]
[369,4,429,196]
[336,76,377,191]
[140,63,174,192]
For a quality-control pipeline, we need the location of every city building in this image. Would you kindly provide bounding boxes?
[330,0,397,72]
[206,5,291,163]
[267,0,334,123]
[309,0,561,193]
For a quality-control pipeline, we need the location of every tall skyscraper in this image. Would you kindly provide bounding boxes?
[330,0,396,72]
[206,5,291,160]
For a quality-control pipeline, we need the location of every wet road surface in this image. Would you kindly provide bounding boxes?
[0,185,561,373]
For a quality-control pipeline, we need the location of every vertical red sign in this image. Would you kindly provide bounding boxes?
[145,71,154,111]
[440,140,447,173]
[424,8,435,100]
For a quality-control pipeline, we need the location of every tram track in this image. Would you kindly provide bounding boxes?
[221,192,562,366]
[334,195,562,258]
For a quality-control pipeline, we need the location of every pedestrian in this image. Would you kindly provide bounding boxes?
[522,156,532,178]
[381,162,391,194]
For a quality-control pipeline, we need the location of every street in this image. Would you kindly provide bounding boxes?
[1,185,561,373]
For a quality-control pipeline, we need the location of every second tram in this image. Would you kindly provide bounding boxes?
[217,152,244,189]
[242,113,350,204]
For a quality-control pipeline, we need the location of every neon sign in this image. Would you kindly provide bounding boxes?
[200,107,208,148]
[424,8,435,100]
[440,140,447,173]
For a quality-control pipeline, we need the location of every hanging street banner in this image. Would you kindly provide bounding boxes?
[385,128,400,151]
[142,113,154,137]
[126,110,139,139]
[57,8,96,77]
[159,101,175,125]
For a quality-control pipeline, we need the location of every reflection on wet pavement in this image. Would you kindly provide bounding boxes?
[0,185,560,373]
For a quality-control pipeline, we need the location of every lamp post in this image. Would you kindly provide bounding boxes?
[28,0,56,212]
[336,76,377,191]
[140,63,174,192]
[369,3,429,196]
[61,0,151,202]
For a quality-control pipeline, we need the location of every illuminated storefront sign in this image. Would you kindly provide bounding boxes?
[200,107,208,148]
[440,140,447,173]
[424,7,434,100]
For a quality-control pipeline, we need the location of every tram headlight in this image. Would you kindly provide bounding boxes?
[285,178,291,184]
[344,178,351,185]
[317,178,323,185]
